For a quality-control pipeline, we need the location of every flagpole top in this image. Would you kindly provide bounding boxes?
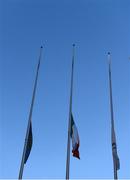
[108,52,111,66]
[41,46,43,48]
[73,44,75,47]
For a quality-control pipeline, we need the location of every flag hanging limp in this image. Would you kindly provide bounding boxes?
[112,142,120,170]
[112,127,120,171]
[24,122,33,164]
[70,114,80,159]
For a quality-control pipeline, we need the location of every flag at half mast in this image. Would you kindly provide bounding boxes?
[108,52,120,179]
[18,46,43,180]
[66,44,80,180]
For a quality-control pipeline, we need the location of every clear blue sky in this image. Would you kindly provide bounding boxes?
[0,0,130,179]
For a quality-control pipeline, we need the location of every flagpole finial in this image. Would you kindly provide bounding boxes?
[108,52,111,59]
[72,44,75,63]
[108,52,111,68]
[41,46,43,48]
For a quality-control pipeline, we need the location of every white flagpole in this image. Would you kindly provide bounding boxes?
[18,46,43,180]
[108,52,118,180]
[66,44,75,180]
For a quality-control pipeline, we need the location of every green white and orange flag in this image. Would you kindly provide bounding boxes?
[70,114,80,159]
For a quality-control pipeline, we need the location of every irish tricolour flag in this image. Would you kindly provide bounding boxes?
[70,114,80,159]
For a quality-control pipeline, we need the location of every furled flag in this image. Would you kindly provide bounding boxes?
[24,122,33,164]
[70,114,80,159]
[112,126,120,170]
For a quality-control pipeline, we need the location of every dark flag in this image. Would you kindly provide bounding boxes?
[112,141,120,170]
[24,122,33,164]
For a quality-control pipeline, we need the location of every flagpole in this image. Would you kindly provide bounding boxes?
[18,46,43,180]
[66,44,75,180]
[108,52,118,180]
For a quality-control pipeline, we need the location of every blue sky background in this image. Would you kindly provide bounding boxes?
[0,0,130,179]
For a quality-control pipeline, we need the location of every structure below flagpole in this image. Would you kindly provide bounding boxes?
[18,46,43,180]
[66,44,75,180]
